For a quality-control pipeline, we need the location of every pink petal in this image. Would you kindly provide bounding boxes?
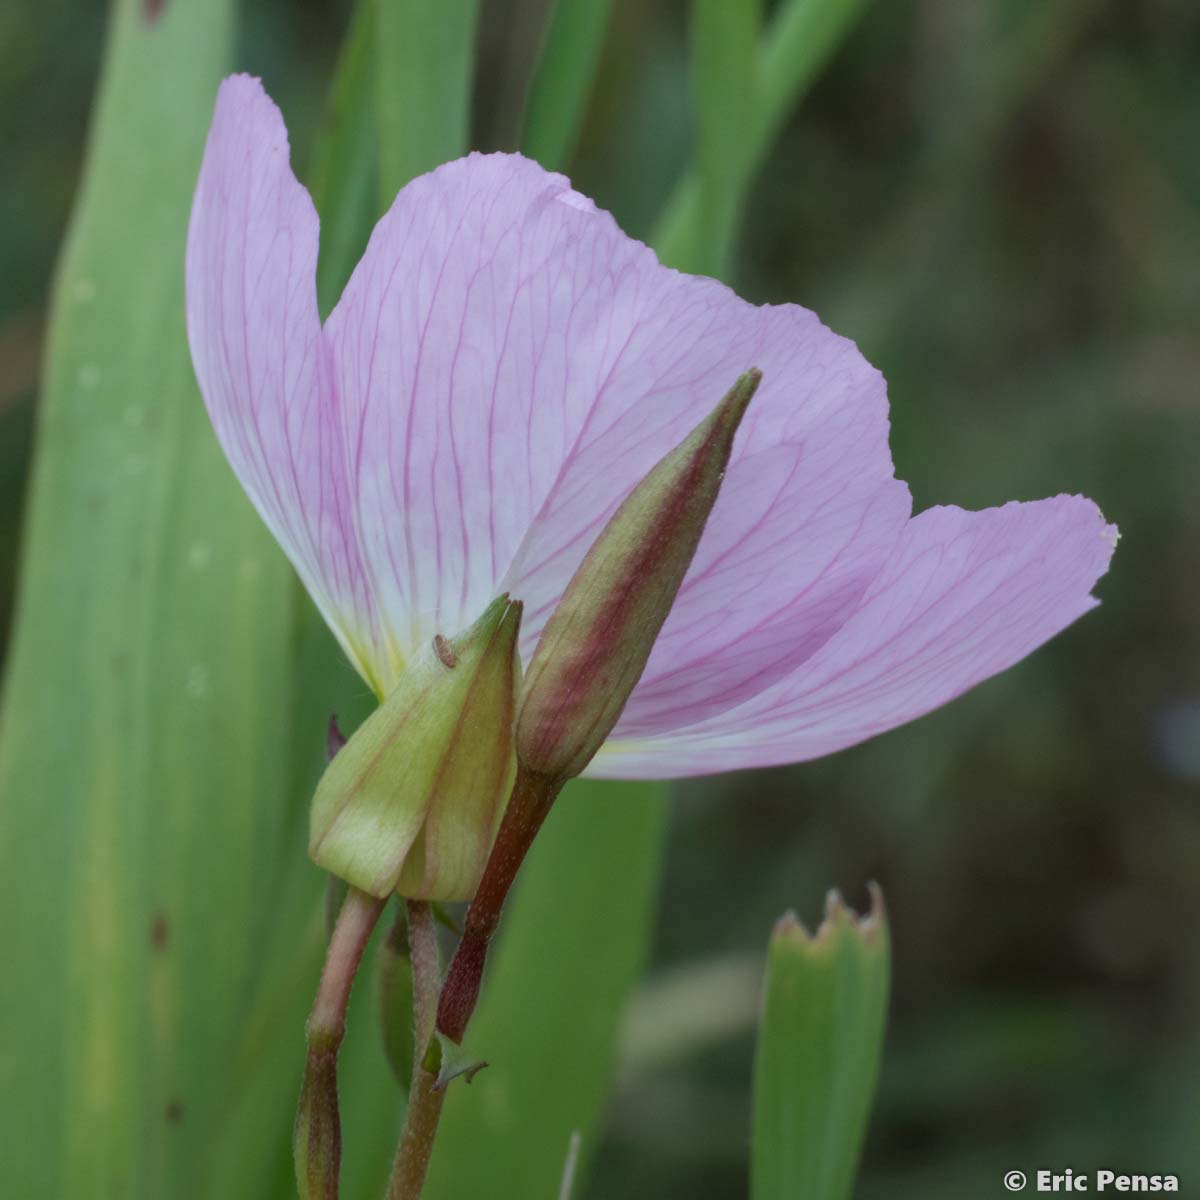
[325,151,694,653]
[612,306,911,736]
[591,496,1117,778]
[189,81,1114,761]
[186,76,378,681]
[326,150,907,712]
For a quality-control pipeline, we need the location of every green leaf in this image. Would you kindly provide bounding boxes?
[0,1,322,1197]
[311,0,381,316]
[520,0,613,170]
[755,0,872,153]
[422,779,668,1199]
[654,0,871,272]
[690,0,761,277]
[751,887,890,1200]
[375,0,481,203]
[298,0,387,793]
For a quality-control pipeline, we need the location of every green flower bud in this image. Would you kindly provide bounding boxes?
[309,596,523,900]
[516,369,761,783]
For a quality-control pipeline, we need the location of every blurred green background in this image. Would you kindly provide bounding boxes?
[1,1,1197,1197]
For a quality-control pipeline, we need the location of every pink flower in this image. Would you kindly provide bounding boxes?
[186,76,1116,780]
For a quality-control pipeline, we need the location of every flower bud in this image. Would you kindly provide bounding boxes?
[293,1041,340,1199]
[309,596,522,900]
[516,369,761,783]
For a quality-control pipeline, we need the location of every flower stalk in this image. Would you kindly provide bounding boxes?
[294,888,386,1200]
[436,766,561,1043]
[385,901,445,1200]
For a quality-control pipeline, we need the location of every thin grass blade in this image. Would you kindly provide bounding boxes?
[655,0,871,271]
[520,0,614,170]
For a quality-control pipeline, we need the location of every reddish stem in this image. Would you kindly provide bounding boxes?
[295,887,385,1199]
[436,767,560,1043]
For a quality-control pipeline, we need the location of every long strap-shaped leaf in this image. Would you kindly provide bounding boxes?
[752,892,890,1200]
[656,0,871,273]
[0,2,325,1198]
[376,0,481,203]
[690,0,760,279]
[520,0,614,171]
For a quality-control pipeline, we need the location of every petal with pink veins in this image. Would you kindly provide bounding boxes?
[593,496,1117,777]
[188,79,1115,766]
[186,75,379,685]
[325,149,909,708]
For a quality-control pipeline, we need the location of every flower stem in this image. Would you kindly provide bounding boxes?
[382,773,562,1197]
[407,900,441,1056]
[377,904,415,1087]
[384,901,444,1200]
[436,766,561,1043]
[295,886,386,1200]
[385,1067,445,1200]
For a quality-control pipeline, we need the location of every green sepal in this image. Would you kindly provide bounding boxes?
[751,885,890,1200]
[310,595,522,900]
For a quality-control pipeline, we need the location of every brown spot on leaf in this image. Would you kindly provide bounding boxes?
[151,913,169,951]
[165,1099,183,1124]
[143,0,166,24]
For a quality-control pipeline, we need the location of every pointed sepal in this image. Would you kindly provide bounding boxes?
[310,596,523,900]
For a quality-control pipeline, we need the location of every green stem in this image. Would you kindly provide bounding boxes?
[406,900,441,1057]
[382,768,563,1195]
[384,901,445,1200]
[295,887,386,1200]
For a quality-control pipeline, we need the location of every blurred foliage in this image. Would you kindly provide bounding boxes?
[1,0,1197,1197]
